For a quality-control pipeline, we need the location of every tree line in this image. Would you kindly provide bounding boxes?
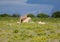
[0,13,20,17]
[0,11,60,18]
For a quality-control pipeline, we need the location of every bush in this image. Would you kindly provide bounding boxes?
[51,11,60,18]
[27,14,35,18]
[0,13,11,17]
[37,13,49,18]
[12,14,20,17]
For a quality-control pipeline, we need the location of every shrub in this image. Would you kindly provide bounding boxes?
[27,14,35,18]
[0,13,11,17]
[52,11,60,18]
[37,13,49,18]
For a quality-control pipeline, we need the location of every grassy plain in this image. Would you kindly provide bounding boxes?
[0,17,60,42]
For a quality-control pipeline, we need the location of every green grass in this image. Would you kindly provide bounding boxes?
[0,17,60,42]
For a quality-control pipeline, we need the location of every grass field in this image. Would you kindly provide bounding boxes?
[0,17,60,42]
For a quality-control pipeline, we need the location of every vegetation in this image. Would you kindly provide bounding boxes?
[12,13,20,17]
[0,11,60,42]
[0,13,11,17]
[0,13,20,17]
[0,11,60,18]
[52,11,60,18]
[27,13,35,18]
[37,13,49,18]
[0,17,60,42]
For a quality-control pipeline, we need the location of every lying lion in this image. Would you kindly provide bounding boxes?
[20,15,31,23]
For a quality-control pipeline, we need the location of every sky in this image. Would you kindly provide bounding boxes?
[0,0,60,15]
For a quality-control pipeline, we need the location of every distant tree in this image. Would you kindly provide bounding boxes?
[0,13,10,17]
[27,14,35,18]
[51,11,60,18]
[37,13,49,18]
[12,13,20,17]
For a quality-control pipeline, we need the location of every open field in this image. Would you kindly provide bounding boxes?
[0,17,60,42]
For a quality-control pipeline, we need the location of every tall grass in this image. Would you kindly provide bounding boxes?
[0,17,60,42]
